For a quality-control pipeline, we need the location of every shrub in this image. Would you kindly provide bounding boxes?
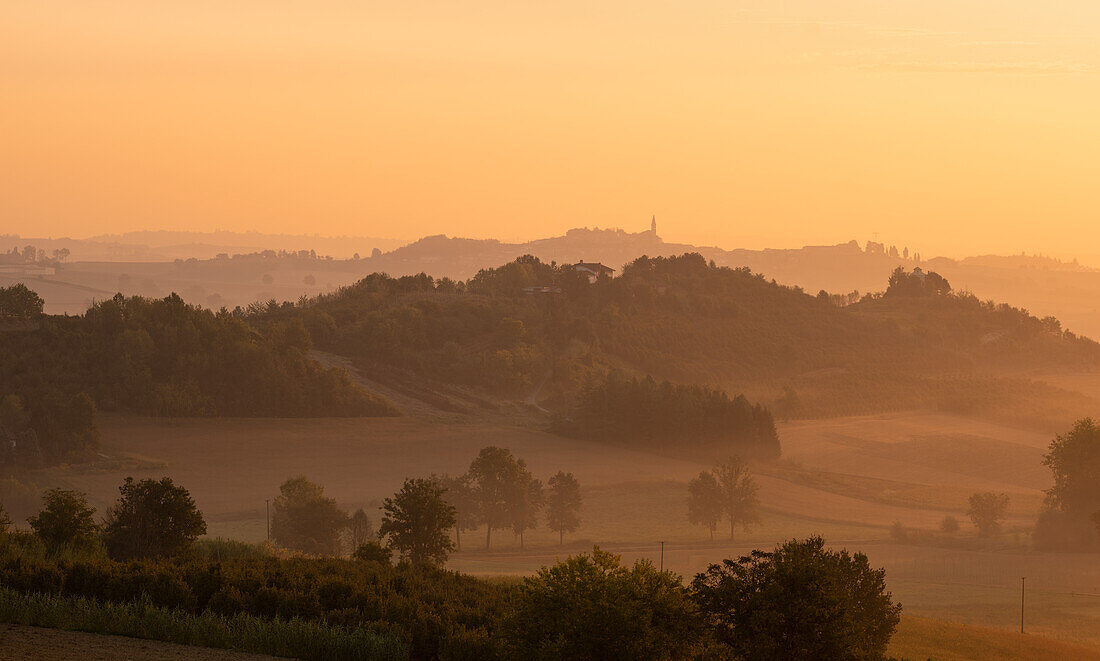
[27,489,98,555]
[352,542,393,565]
[504,546,699,660]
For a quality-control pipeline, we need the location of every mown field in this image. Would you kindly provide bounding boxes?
[12,408,1100,653]
[889,616,1100,660]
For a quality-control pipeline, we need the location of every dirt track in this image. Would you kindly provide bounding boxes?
[0,624,288,660]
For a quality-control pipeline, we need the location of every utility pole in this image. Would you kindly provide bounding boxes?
[1021,577,1026,634]
[659,541,665,572]
[265,499,270,542]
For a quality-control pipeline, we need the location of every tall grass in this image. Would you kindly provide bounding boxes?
[192,537,272,561]
[0,587,408,661]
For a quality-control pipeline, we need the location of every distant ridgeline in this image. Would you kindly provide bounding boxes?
[272,253,1100,432]
[0,289,396,466]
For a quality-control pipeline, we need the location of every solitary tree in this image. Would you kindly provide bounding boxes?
[714,457,761,540]
[692,536,902,661]
[511,475,544,549]
[688,471,723,540]
[102,477,207,559]
[378,478,456,566]
[349,508,374,548]
[967,492,1009,537]
[436,473,478,551]
[939,515,960,534]
[27,489,98,555]
[1035,418,1100,550]
[546,471,582,545]
[271,476,348,555]
[504,546,699,660]
[468,446,528,549]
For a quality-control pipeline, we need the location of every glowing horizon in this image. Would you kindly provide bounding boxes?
[3,1,1099,260]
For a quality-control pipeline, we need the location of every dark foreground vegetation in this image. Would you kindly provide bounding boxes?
[0,533,902,661]
[0,465,909,660]
[0,587,406,660]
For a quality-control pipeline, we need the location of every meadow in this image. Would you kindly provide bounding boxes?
[10,405,1095,655]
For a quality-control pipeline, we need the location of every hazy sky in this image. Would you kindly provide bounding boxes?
[3,1,1099,257]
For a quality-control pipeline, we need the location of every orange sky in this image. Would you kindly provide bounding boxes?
[2,1,1099,258]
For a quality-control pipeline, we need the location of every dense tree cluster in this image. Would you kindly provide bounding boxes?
[564,374,781,459]
[0,391,99,466]
[885,266,952,297]
[0,290,396,467]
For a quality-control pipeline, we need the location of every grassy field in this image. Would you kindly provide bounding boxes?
[35,410,1051,538]
[890,616,1100,660]
[13,408,1099,654]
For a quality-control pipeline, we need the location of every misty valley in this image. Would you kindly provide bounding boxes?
[2,251,1100,660]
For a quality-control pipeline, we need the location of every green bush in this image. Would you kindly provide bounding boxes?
[0,587,408,660]
[0,547,512,660]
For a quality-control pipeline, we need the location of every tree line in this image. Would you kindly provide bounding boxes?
[562,374,781,459]
[268,446,583,566]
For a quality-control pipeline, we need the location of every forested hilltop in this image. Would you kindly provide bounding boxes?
[0,289,396,465]
[273,253,1099,430]
[5,253,1097,462]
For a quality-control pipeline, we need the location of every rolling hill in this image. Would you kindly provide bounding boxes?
[262,253,1100,434]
